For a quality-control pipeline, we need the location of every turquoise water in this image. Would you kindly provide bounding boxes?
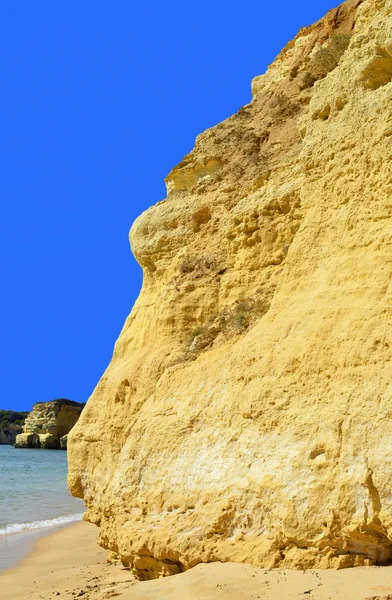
[0,445,85,571]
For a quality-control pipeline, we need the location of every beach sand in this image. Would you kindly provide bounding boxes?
[2,521,392,600]
[0,521,134,600]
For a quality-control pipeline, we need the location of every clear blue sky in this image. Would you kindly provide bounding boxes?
[1,1,338,412]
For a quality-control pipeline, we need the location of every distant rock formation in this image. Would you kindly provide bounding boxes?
[68,0,392,581]
[0,411,28,445]
[15,400,84,449]
[0,427,22,445]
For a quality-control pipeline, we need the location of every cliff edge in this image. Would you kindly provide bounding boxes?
[68,0,392,579]
[16,399,84,449]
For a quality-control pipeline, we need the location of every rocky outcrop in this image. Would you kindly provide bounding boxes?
[68,0,392,580]
[60,434,68,450]
[0,411,27,444]
[0,426,22,445]
[16,400,84,449]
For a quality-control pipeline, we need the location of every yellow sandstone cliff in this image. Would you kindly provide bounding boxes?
[16,400,83,449]
[68,0,392,580]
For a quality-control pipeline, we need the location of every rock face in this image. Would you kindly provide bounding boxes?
[0,427,22,445]
[68,0,392,580]
[0,411,28,444]
[16,400,84,449]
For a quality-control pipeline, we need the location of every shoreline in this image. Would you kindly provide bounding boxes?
[0,514,84,573]
[0,520,135,599]
[3,523,392,599]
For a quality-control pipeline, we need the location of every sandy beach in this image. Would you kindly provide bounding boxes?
[2,521,392,600]
[0,521,137,600]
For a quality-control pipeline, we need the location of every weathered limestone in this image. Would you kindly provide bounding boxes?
[14,432,40,448]
[16,400,84,449]
[68,0,392,580]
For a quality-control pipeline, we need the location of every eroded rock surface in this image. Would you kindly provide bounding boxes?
[68,0,392,580]
[16,400,84,449]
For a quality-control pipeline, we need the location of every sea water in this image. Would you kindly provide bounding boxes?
[0,445,85,571]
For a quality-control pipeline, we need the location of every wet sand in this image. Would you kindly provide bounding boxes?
[0,516,83,573]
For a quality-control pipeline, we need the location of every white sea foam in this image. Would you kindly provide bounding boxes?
[0,513,83,536]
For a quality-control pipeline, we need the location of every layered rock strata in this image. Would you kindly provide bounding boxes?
[16,400,83,449]
[68,0,392,579]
